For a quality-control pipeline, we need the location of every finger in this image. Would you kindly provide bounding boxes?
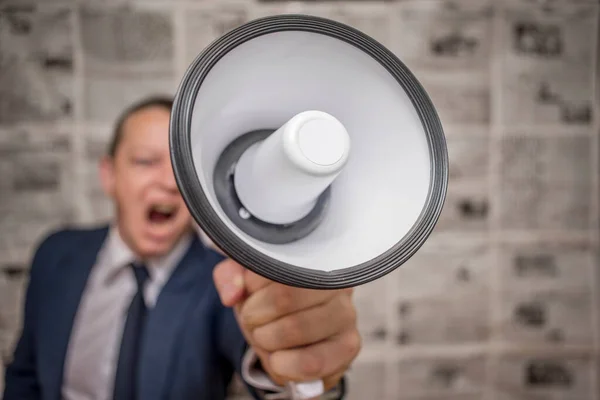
[231,303,289,387]
[288,359,347,392]
[255,350,289,387]
[213,258,246,306]
[269,329,362,382]
[243,268,273,294]
[322,370,346,392]
[252,294,357,352]
[240,284,343,328]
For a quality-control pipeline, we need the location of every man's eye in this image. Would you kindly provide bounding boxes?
[134,158,156,166]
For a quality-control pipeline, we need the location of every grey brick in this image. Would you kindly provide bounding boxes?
[0,6,74,124]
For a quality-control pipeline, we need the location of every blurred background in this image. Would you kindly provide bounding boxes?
[0,0,598,399]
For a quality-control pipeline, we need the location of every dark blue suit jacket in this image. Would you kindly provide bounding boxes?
[3,225,261,400]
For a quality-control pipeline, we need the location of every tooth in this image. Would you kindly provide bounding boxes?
[154,204,175,213]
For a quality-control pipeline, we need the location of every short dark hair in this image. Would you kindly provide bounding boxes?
[107,95,173,157]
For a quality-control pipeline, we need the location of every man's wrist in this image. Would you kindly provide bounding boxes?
[241,347,346,399]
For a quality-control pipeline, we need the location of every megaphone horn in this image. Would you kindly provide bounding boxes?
[170,14,448,289]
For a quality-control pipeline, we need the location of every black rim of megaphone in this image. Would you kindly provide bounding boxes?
[170,14,448,289]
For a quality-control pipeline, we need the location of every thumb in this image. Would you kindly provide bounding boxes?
[213,258,246,307]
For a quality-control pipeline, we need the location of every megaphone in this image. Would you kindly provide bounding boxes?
[170,14,448,398]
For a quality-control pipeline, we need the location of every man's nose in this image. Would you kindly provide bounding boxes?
[159,163,179,192]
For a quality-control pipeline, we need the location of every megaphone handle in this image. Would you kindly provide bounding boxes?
[287,380,325,399]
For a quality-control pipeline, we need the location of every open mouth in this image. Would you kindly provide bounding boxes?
[147,204,178,224]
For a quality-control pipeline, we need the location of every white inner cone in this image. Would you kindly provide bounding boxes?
[190,31,432,272]
[233,111,351,225]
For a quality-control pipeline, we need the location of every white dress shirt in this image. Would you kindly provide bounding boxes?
[61,226,192,400]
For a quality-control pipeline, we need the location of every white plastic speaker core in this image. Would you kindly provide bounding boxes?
[234,110,350,225]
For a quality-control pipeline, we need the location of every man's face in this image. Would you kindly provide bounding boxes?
[100,106,192,259]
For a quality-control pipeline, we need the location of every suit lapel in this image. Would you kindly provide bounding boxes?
[45,227,108,400]
[137,236,214,400]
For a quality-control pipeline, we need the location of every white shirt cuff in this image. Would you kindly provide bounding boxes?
[241,347,336,400]
[241,347,283,393]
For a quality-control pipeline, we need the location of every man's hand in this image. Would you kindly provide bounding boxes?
[213,258,361,391]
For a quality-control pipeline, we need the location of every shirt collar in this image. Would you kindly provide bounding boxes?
[98,224,194,286]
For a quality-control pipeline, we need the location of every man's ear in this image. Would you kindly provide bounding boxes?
[99,155,116,198]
